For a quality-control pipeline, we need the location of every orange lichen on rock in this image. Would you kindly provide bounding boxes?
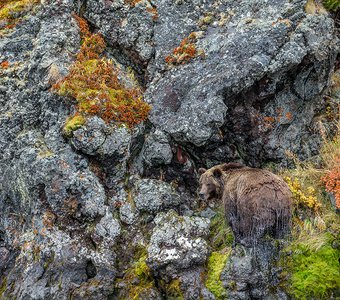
[0,61,9,69]
[165,33,204,65]
[146,6,158,20]
[53,15,150,129]
[124,0,142,7]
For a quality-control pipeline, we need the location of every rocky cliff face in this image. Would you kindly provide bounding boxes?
[0,0,338,299]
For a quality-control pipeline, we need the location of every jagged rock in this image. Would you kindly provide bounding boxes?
[134,179,181,214]
[147,210,210,277]
[221,243,288,300]
[84,0,155,65]
[0,228,117,300]
[119,202,139,225]
[0,0,338,298]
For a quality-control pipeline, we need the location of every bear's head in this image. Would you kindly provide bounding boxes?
[198,163,245,201]
[198,167,223,201]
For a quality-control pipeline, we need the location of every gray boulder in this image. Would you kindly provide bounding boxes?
[140,129,173,167]
[134,179,181,214]
[148,210,210,277]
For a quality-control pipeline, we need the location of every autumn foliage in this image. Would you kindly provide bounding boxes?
[53,14,150,129]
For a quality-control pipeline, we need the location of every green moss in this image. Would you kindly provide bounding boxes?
[323,0,340,11]
[118,246,157,300]
[63,114,85,136]
[205,250,230,299]
[290,243,340,300]
[133,257,151,281]
[0,277,7,298]
[208,208,234,251]
[166,279,184,300]
[279,221,340,300]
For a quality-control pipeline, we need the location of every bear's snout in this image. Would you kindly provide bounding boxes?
[199,192,205,200]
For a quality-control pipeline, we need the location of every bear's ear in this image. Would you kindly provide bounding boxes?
[198,168,207,175]
[213,168,223,178]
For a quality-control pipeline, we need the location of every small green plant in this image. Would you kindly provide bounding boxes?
[208,208,234,251]
[0,276,7,298]
[166,279,184,300]
[323,0,340,11]
[205,250,230,299]
[117,246,157,300]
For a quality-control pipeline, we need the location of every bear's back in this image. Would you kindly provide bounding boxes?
[224,167,292,216]
[222,167,292,246]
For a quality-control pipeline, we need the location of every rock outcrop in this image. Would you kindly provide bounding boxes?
[0,0,338,299]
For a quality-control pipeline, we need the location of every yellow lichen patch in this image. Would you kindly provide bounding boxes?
[63,114,85,136]
[53,15,150,129]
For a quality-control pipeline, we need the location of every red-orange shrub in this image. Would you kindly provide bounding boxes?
[322,161,340,209]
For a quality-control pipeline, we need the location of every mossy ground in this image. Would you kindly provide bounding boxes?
[279,214,340,300]
[201,205,233,299]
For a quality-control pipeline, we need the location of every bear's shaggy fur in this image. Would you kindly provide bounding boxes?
[199,163,292,246]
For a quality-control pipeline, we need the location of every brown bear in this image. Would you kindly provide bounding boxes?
[199,163,292,246]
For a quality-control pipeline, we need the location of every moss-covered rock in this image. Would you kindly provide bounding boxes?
[116,246,160,300]
[205,250,230,299]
